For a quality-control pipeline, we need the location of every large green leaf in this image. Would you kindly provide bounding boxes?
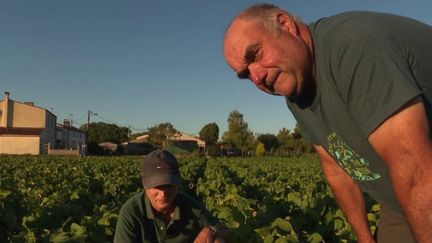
[272,218,294,232]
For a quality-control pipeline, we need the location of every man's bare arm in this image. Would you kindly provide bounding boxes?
[315,145,375,243]
[369,96,432,242]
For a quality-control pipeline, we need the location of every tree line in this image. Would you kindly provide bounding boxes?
[80,110,313,156]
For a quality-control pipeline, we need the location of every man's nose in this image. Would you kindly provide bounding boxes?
[248,63,267,86]
[158,189,168,198]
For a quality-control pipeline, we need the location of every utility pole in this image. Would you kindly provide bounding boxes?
[86,110,98,134]
[83,110,97,156]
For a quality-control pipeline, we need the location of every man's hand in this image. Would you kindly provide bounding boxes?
[193,227,214,243]
[193,226,229,243]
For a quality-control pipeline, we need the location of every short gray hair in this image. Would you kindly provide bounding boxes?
[235,3,300,37]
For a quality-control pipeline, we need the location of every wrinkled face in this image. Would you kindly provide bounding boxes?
[145,184,178,213]
[223,16,313,97]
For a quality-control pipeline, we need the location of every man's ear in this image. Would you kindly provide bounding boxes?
[276,12,299,35]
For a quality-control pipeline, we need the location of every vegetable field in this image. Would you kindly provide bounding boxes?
[0,155,379,242]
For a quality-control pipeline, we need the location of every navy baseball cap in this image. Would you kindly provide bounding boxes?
[140,150,181,189]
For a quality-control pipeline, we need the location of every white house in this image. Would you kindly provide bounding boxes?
[56,119,86,150]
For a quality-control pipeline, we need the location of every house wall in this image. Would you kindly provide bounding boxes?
[67,129,86,149]
[0,95,57,154]
[40,112,57,152]
[0,136,40,155]
[0,100,4,127]
[56,126,86,149]
[11,101,45,128]
[56,128,66,148]
[0,99,12,127]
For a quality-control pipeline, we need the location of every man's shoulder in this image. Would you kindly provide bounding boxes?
[178,192,211,216]
[177,192,218,224]
[119,191,145,214]
[178,192,204,209]
[311,11,422,39]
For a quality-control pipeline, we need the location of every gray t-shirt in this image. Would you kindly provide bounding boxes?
[286,11,432,212]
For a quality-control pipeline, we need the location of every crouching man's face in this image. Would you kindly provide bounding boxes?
[145,184,178,213]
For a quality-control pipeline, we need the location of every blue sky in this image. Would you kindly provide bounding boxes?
[1,0,431,136]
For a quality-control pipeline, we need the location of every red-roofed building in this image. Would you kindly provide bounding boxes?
[0,92,57,154]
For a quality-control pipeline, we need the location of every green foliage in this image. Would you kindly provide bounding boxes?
[192,157,379,242]
[257,133,280,152]
[256,143,266,156]
[276,126,314,156]
[199,122,219,145]
[206,144,220,157]
[277,128,291,147]
[1,155,380,243]
[0,155,141,242]
[81,122,130,144]
[222,110,255,155]
[146,122,178,149]
[167,141,198,155]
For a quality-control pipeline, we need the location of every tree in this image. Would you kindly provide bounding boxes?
[290,124,314,155]
[81,122,130,144]
[257,133,279,153]
[277,128,291,145]
[199,123,219,145]
[292,125,303,140]
[277,128,293,155]
[146,122,178,149]
[222,110,255,156]
[276,125,314,156]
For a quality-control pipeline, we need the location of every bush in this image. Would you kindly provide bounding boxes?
[256,142,265,156]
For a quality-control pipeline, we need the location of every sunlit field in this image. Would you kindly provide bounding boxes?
[0,155,379,242]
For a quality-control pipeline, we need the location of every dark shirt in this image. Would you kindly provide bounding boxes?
[286,11,432,212]
[114,191,217,243]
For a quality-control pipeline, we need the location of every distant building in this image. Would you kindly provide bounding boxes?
[0,92,87,155]
[129,132,205,147]
[123,132,205,155]
[170,132,205,152]
[99,141,118,155]
[0,92,56,155]
[56,119,86,150]
[122,134,155,155]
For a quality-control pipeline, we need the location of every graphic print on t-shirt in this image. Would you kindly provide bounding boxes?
[327,133,381,181]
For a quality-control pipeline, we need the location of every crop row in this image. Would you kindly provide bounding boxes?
[0,155,379,242]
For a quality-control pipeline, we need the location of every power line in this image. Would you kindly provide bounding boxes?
[92,113,147,133]
[94,113,129,127]
[60,111,147,133]
[74,113,88,122]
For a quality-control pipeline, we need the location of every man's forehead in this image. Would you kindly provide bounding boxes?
[226,19,253,40]
[225,20,257,55]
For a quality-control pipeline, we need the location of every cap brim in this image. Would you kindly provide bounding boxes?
[142,173,181,189]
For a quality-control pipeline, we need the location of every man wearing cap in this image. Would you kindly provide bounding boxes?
[114,149,226,243]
